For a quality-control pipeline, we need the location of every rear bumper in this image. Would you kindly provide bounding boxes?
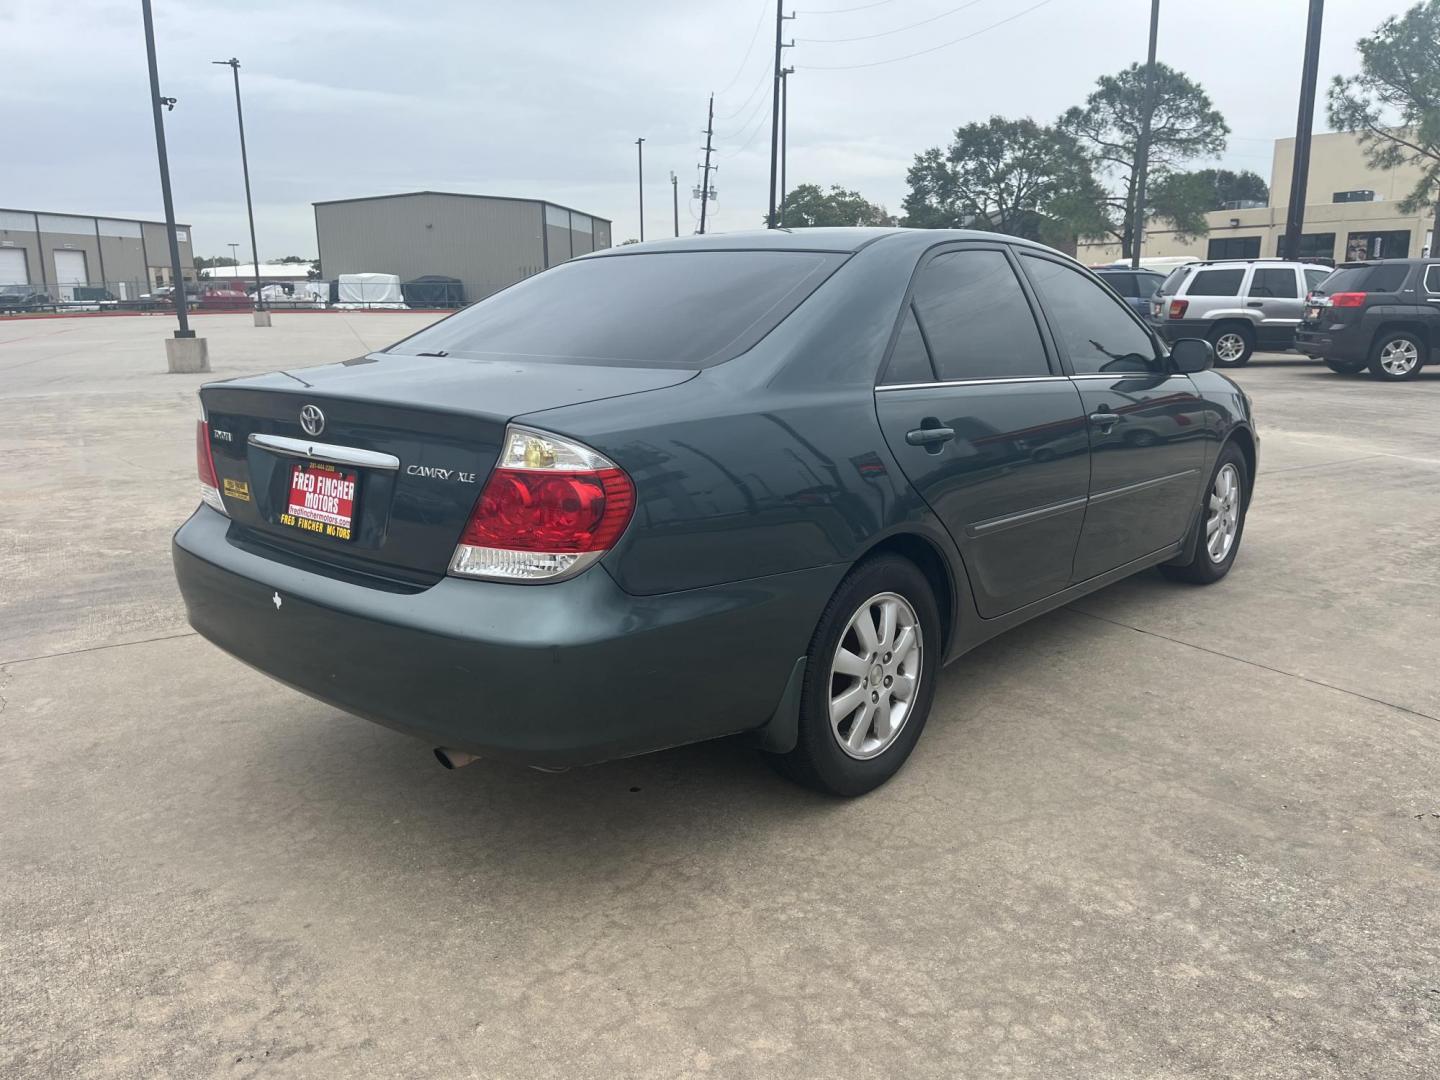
[1152,318,1212,343]
[1294,326,1367,363]
[173,506,842,766]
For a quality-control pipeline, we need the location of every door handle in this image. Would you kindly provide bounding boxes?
[1246,301,1264,308]
[1088,412,1121,432]
[905,425,955,447]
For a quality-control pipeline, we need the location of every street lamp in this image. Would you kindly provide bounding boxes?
[212,57,266,325]
[228,242,239,269]
[141,0,207,373]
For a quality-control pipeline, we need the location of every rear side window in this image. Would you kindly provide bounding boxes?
[880,307,935,385]
[1304,268,1329,291]
[1159,267,1190,295]
[1022,255,1158,375]
[389,250,845,368]
[1186,268,1246,296]
[1248,268,1299,298]
[910,249,1049,381]
[1426,265,1440,293]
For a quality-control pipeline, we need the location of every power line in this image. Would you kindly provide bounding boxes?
[714,66,771,121]
[797,0,1059,70]
[718,95,775,157]
[715,0,772,96]
[796,0,893,14]
[797,0,986,44]
[715,82,774,140]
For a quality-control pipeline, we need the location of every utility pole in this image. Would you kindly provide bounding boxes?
[635,137,645,242]
[1282,0,1325,262]
[141,0,207,372]
[670,172,679,237]
[213,58,266,323]
[1129,0,1160,268]
[766,3,795,228]
[779,66,794,226]
[698,94,716,235]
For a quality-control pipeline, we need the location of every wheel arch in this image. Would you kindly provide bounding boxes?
[1225,424,1258,497]
[853,530,958,658]
[1370,321,1429,348]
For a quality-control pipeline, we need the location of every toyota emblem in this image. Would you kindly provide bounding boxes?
[299,404,325,436]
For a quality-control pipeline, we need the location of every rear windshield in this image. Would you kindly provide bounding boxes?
[389,250,846,368]
[1316,263,1409,293]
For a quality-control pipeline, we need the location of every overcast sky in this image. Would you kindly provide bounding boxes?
[3,0,1415,259]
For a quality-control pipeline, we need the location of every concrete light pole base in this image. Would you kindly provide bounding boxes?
[166,336,211,373]
[253,310,272,327]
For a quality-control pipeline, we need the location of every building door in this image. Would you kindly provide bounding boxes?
[0,247,28,286]
[54,249,88,301]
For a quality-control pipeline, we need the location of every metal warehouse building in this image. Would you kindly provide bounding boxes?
[313,191,613,303]
[0,207,196,300]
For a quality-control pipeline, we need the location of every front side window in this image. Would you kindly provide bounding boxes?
[1022,255,1158,375]
[1186,269,1246,297]
[390,250,845,368]
[1248,268,1299,298]
[909,249,1049,381]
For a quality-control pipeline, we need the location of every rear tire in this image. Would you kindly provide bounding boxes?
[1208,324,1255,367]
[1367,330,1424,381]
[1160,441,1250,585]
[1324,358,1367,375]
[771,555,941,797]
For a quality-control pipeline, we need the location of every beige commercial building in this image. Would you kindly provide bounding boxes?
[0,207,197,300]
[1079,131,1435,265]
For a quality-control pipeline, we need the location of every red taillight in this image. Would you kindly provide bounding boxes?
[449,425,635,582]
[196,419,227,515]
[1329,291,1366,307]
[1168,298,1189,319]
[459,468,634,553]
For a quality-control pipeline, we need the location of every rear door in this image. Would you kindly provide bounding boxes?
[1245,265,1305,347]
[1018,253,1207,581]
[874,244,1091,618]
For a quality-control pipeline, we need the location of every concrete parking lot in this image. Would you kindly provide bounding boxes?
[2,313,1438,1079]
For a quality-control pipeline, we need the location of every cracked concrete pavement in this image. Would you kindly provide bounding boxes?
[1,315,1437,1078]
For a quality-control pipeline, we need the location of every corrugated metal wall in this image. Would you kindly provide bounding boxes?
[0,209,193,292]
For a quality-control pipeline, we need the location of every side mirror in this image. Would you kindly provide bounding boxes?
[1169,337,1214,374]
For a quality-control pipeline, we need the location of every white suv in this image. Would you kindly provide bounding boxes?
[1149,260,1332,366]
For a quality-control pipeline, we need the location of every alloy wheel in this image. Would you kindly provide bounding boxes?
[1214,333,1246,363]
[1378,338,1419,376]
[1206,463,1241,564]
[828,592,923,760]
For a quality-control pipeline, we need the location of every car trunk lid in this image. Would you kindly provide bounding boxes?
[200,352,695,584]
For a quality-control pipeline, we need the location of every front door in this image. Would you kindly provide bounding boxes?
[1018,253,1207,580]
[875,245,1091,618]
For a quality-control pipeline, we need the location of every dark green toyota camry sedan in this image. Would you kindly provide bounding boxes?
[173,228,1257,796]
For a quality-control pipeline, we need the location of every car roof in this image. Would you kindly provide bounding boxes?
[578,227,1071,258]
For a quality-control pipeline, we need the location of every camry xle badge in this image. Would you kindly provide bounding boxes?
[272,591,283,610]
[299,404,325,436]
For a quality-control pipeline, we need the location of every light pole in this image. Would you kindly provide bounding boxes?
[670,171,679,237]
[635,137,645,242]
[213,57,267,324]
[1129,0,1160,268]
[228,242,239,271]
[141,0,207,372]
[1281,0,1325,261]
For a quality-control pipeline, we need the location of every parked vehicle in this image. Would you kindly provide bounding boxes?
[1150,259,1333,366]
[1093,266,1167,317]
[197,288,253,311]
[1296,259,1439,380]
[173,229,1257,796]
[0,285,55,313]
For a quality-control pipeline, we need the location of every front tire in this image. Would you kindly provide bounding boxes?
[772,555,941,797]
[1368,330,1424,381]
[1209,324,1255,367]
[1160,441,1250,585]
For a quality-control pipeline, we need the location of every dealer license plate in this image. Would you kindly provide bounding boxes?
[280,461,357,541]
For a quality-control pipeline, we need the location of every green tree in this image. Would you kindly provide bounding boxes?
[1059,62,1229,257]
[773,184,896,227]
[1327,0,1440,253]
[275,255,314,265]
[1146,168,1271,242]
[901,116,1107,247]
[193,255,238,270]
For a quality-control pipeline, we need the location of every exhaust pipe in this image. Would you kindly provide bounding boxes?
[434,747,479,770]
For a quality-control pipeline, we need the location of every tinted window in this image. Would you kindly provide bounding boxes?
[1186,269,1246,296]
[1022,255,1158,374]
[391,250,844,368]
[1304,268,1329,291]
[881,306,935,385]
[1137,273,1164,296]
[910,249,1048,381]
[1159,267,1191,295]
[1097,272,1136,297]
[1207,236,1261,260]
[1426,265,1440,293]
[1249,268,1298,298]
[1319,263,1409,293]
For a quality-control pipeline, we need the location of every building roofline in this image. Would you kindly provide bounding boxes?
[310,190,612,225]
[0,206,192,229]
